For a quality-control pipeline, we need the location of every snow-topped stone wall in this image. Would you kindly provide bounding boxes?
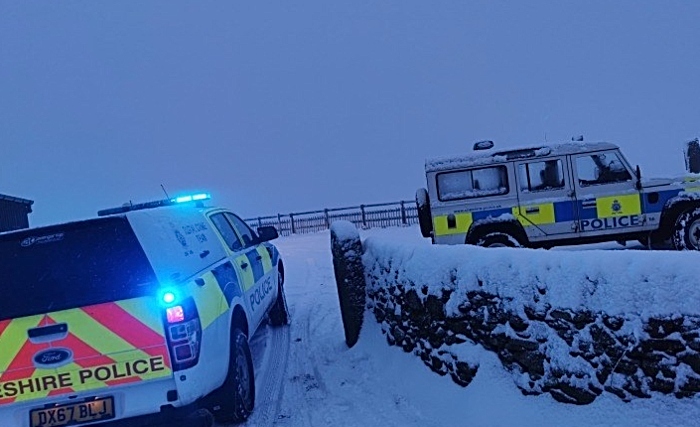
[333,229,700,404]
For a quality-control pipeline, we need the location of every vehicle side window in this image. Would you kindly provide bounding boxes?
[437,166,509,201]
[518,159,565,192]
[576,152,632,187]
[226,213,259,248]
[210,213,243,251]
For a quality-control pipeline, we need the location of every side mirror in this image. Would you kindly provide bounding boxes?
[635,165,642,190]
[257,226,279,242]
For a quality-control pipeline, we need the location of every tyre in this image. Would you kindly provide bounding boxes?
[268,268,290,326]
[416,188,433,238]
[209,328,255,424]
[672,207,700,250]
[476,232,522,248]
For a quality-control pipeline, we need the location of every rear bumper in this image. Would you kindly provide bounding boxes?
[96,404,211,427]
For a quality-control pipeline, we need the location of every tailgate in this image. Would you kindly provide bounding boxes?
[0,297,172,406]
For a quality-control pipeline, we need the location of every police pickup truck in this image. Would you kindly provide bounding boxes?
[0,193,289,427]
[416,141,700,250]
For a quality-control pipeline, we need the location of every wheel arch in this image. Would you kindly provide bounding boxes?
[230,303,249,339]
[658,198,700,237]
[466,220,529,247]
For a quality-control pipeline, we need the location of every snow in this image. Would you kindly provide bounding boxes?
[242,225,700,427]
[329,220,360,242]
[363,237,700,317]
[425,142,619,172]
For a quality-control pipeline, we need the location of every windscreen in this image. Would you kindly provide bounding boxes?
[0,217,158,321]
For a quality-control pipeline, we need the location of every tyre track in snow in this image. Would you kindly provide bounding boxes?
[226,232,441,427]
[270,252,439,427]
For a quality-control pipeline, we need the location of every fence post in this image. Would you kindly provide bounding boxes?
[324,208,330,228]
[277,214,282,235]
[258,217,262,229]
[400,201,407,225]
[360,205,367,228]
[290,213,296,234]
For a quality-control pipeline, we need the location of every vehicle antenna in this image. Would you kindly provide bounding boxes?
[160,184,170,199]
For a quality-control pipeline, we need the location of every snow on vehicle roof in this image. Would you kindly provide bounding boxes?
[425,141,620,173]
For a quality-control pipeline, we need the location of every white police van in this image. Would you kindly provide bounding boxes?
[0,193,289,427]
[416,141,700,250]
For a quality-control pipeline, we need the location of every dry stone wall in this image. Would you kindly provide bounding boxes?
[337,231,700,405]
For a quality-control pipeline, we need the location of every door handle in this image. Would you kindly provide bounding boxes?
[240,262,249,269]
[525,207,540,214]
[28,323,69,343]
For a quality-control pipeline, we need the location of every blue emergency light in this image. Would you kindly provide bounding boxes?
[159,288,179,306]
[97,192,212,216]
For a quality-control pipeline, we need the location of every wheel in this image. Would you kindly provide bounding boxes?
[672,207,700,250]
[268,268,290,326]
[476,232,522,248]
[416,188,433,238]
[209,328,255,424]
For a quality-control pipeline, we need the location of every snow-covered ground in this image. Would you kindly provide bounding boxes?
[237,226,700,427]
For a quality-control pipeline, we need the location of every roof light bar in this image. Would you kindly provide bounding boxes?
[97,192,212,216]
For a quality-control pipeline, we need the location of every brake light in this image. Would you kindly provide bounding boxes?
[162,297,201,371]
[166,306,185,323]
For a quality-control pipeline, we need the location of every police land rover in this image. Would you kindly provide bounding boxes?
[0,193,290,427]
[416,140,700,250]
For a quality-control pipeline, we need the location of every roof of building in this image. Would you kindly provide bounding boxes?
[425,141,620,173]
[0,193,34,206]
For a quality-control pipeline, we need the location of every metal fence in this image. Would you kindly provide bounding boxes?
[244,200,418,236]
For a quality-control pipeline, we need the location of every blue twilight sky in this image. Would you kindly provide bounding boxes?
[1,1,699,226]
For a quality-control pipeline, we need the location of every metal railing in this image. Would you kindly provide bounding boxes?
[245,200,418,236]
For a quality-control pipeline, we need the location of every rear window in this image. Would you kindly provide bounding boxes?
[0,217,158,321]
[436,166,509,201]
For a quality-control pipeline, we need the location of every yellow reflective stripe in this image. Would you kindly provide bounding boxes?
[0,316,42,373]
[190,272,228,329]
[235,254,256,291]
[257,246,273,274]
[513,203,555,226]
[433,213,473,236]
[116,298,165,337]
[686,187,700,192]
[596,194,641,218]
[49,309,151,359]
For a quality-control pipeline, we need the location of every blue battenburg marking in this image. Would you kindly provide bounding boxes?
[553,201,576,222]
[212,261,241,303]
[265,243,279,266]
[245,249,266,283]
[642,189,680,214]
[576,202,598,220]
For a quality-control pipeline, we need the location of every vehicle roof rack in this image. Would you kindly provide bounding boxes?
[97,193,211,217]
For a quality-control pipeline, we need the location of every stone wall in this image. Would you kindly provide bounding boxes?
[345,232,700,404]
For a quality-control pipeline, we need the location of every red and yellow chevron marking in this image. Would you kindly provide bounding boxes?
[0,297,172,406]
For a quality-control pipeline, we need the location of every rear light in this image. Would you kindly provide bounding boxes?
[166,306,185,323]
[162,297,201,371]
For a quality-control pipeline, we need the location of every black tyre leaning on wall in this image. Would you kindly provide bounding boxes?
[330,221,366,348]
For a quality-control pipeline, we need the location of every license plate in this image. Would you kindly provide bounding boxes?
[29,397,115,427]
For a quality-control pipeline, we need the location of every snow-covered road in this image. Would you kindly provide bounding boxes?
[226,226,699,427]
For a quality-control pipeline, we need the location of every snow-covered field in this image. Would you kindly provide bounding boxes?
[239,226,700,427]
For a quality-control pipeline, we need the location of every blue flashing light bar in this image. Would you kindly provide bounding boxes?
[97,192,212,216]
